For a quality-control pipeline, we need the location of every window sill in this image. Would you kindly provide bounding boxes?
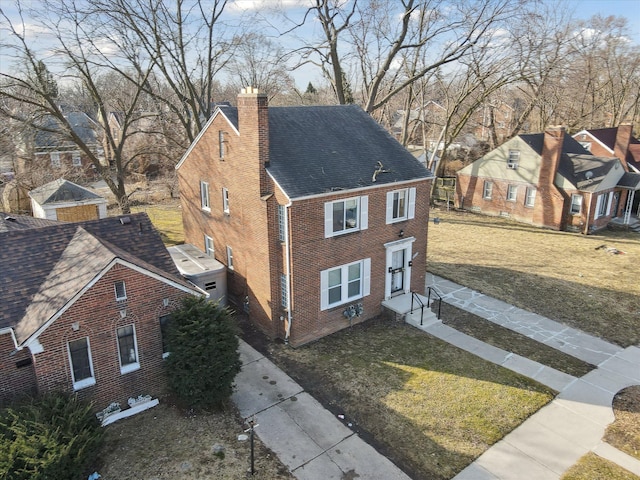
[73,377,96,391]
[387,217,408,225]
[120,363,140,375]
[162,352,170,359]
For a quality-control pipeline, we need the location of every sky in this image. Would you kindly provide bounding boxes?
[565,0,640,42]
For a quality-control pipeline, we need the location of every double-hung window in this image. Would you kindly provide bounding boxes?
[386,188,416,223]
[68,337,95,390]
[483,181,493,200]
[222,187,230,214]
[50,152,61,168]
[570,194,583,215]
[204,235,214,256]
[508,150,520,166]
[117,324,139,374]
[219,131,225,159]
[320,259,371,310]
[72,152,82,167]
[226,246,234,270]
[506,185,517,202]
[525,187,536,207]
[595,192,610,218]
[200,181,210,211]
[324,196,368,237]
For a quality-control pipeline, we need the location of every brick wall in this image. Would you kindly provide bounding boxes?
[32,264,191,411]
[0,332,37,406]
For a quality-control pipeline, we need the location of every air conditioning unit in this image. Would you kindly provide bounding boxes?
[507,163,518,170]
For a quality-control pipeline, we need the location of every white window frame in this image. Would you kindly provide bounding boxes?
[320,259,371,310]
[525,187,536,207]
[506,185,517,202]
[226,246,234,270]
[71,151,82,167]
[200,181,210,211]
[204,235,214,256]
[281,274,289,309]
[159,314,171,359]
[508,150,520,166]
[219,130,225,159]
[483,181,493,200]
[67,337,95,390]
[116,324,140,374]
[222,187,230,215]
[570,194,583,215]
[595,192,611,219]
[50,152,61,168]
[324,196,368,237]
[386,188,416,224]
[278,204,286,242]
[114,280,126,301]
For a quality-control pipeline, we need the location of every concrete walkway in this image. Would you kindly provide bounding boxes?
[415,274,640,479]
[231,340,411,480]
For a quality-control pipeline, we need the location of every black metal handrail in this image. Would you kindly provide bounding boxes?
[427,287,442,322]
[410,291,425,325]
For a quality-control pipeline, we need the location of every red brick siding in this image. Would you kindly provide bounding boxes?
[32,264,191,411]
[0,333,37,405]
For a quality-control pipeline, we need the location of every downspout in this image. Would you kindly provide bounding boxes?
[583,192,593,235]
[283,200,293,343]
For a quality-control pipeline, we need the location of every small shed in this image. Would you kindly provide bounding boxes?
[29,178,107,221]
[167,244,227,305]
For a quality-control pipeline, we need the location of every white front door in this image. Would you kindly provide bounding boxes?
[384,237,415,299]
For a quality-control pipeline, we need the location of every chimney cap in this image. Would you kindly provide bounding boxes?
[241,86,260,95]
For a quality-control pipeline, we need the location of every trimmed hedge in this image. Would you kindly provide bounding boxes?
[0,392,103,480]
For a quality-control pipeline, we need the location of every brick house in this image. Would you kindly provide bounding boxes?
[0,213,201,410]
[176,88,433,346]
[456,126,640,233]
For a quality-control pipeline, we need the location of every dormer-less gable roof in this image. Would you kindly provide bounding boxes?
[29,178,104,205]
[267,105,431,198]
[35,112,98,149]
[0,212,60,232]
[0,213,196,339]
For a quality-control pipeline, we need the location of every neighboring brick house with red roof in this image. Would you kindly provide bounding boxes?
[0,213,201,411]
[456,126,640,233]
[176,88,433,346]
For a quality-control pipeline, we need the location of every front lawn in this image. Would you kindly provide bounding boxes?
[427,208,640,347]
[262,318,554,480]
[561,453,639,480]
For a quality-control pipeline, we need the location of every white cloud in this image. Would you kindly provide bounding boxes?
[228,0,312,12]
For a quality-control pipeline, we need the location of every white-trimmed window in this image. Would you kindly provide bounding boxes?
[483,181,493,200]
[281,274,289,309]
[159,314,171,358]
[506,185,517,202]
[50,152,61,168]
[278,205,286,242]
[205,235,214,256]
[68,337,95,390]
[320,259,371,310]
[324,196,368,237]
[386,188,416,223]
[114,280,126,301]
[226,246,234,270]
[219,130,225,159]
[222,187,230,214]
[117,324,139,374]
[570,194,583,215]
[508,150,520,166]
[200,181,210,211]
[595,192,611,219]
[72,152,82,167]
[525,187,536,207]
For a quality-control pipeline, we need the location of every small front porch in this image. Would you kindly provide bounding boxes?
[381,290,440,326]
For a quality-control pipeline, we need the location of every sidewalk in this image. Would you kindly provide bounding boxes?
[231,340,411,480]
[419,274,640,479]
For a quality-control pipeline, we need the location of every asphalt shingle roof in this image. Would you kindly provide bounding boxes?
[29,178,104,205]
[0,213,189,339]
[215,104,432,199]
[0,212,61,233]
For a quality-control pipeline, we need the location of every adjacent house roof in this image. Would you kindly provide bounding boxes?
[34,112,98,150]
[0,212,61,232]
[29,178,104,205]
[0,213,195,341]
[579,126,640,171]
[214,104,432,199]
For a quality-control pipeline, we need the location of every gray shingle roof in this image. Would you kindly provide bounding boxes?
[29,178,104,205]
[0,212,61,233]
[216,104,432,199]
[0,213,191,338]
[617,172,640,189]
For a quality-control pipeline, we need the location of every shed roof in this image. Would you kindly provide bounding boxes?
[29,178,105,205]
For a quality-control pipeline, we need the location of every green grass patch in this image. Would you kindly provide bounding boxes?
[268,319,554,480]
[130,203,184,246]
[438,303,595,377]
[427,208,640,346]
[561,452,639,480]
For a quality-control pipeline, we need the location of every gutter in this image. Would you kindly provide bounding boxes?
[283,200,293,343]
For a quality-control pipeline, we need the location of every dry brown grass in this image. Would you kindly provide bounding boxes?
[427,208,640,347]
[605,386,640,460]
[560,452,639,480]
[96,402,293,479]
